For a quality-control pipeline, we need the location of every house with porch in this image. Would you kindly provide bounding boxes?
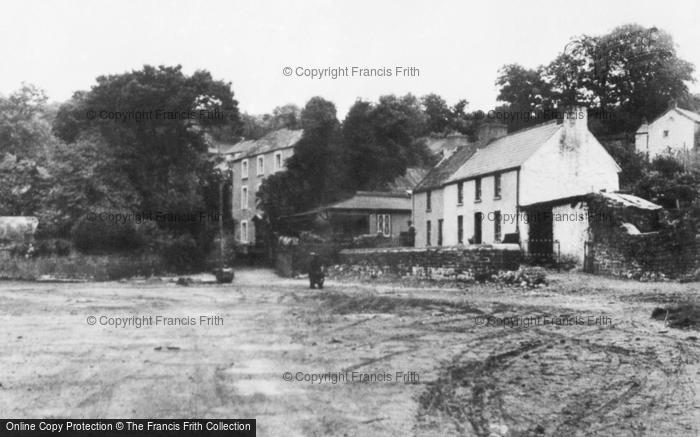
[282,191,413,242]
[412,107,623,264]
[282,168,428,245]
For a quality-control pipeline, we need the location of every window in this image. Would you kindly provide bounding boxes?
[274,152,283,170]
[457,215,463,244]
[426,190,432,211]
[457,182,463,205]
[663,130,669,138]
[241,186,248,210]
[426,220,431,246]
[241,159,249,179]
[437,219,443,246]
[256,183,262,193]
[257,156,265,175]
[494,174,502,198]
[494,210,502,242]
[240,220,248,243]
[475,178,482,201]
[376,214,391,236]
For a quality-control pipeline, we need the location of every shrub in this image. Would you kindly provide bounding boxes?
[34,238,71,256]
[0,252,167,281]
[71,215,143,253]
[159,229,215,273]
[495,266,548,287]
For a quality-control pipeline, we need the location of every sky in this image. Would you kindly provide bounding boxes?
[1,0,699,117]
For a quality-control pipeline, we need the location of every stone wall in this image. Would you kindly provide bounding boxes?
[589,228,699,279]
[331,244,521,281]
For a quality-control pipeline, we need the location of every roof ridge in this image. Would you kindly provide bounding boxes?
[503,119,560,136]
[674,107,700,122]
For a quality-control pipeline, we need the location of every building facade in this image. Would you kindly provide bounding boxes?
[212,128,303,248]
[635,106,700,159]
[413,108,621,264]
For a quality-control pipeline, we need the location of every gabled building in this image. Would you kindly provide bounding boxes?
[210,128,303,249]
[282,168,428,244]
[283,191,413,241]
[412,108,621,262]
[635,106,700,159]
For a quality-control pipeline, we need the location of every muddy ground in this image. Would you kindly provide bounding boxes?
[0,269,698,436]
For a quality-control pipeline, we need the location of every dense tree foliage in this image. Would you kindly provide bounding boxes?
[496,24,696,135]
[257,94,439,232]
[53,65,240,219]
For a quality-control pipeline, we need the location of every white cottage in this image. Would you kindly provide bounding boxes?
[412,107,621,263]
[635,106,700,159]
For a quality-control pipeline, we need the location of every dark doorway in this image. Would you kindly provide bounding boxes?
[473,212,482,244]
[527,207,553,261]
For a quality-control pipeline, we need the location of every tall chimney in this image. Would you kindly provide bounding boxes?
[561,106,588,150]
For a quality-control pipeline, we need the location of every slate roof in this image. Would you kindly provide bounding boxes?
[675,107,700,123]
[415,121,562,192]
[638,107,700,133]
[208,128,303,160]
[413,144,479,192]
[423,134,472,155]
[386,167,429,191]
[327,192,412,211]
[447,121,561,184]
[289,192,411,217]
[520,192,661,211]
[599,192,662,210]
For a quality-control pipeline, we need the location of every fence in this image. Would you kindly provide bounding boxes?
[520,238,560,265]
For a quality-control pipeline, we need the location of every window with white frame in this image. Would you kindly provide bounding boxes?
[257,155,264,175]
[274,151,283,171]
[241,159,249,178]
[241,186,248,210]
[376,214,391,236]
[240,220,248,242]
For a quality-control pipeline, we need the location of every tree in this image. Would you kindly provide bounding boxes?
[239,104,302,140]
[495,64,554,131]
[633,154,699,210]
[496,25,696,135]
[0,154,50,216]
[421,94,453,134]
[284,97,342,208]
[340,95,434,191]
[0,83,58,162]
[53,65,241,219]
[39,131,140,237]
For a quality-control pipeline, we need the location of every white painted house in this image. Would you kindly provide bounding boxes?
[635,106,700,159]
[412,108,621,263]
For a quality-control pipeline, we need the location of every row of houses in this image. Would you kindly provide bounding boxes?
[211,105,700,266]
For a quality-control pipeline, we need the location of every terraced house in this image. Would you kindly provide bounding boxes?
[412,108,621,262]
[211,128,303,250]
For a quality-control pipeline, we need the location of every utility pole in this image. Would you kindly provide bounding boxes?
[218,142,225,270]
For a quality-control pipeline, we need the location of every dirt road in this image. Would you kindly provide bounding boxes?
[0,269,698,436]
